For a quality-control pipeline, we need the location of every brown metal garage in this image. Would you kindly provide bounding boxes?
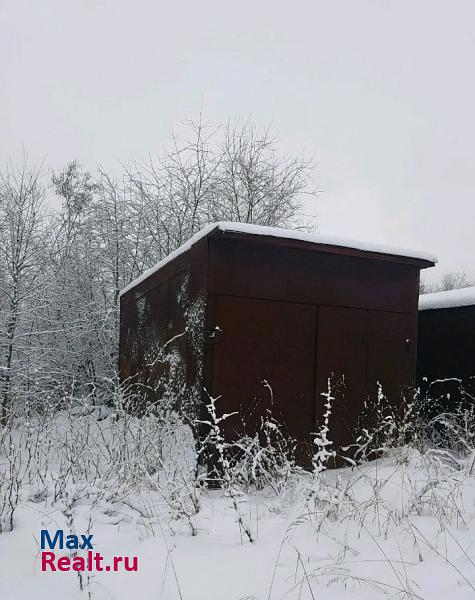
[119,222,435,460]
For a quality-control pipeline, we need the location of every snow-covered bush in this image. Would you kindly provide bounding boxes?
[416,379,475,456]
[340,380,475,469]
[232,411,300,495]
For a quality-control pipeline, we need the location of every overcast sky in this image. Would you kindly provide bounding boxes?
[1,0,474,283]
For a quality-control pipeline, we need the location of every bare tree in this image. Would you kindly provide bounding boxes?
[213,120,313,227]
[124,117,316,266]
[42,162,122,397]
[420,270,473,294]
[0,117,316,407]
[39,162,141,399]
[439,271,473,291]
[0,159,46,423]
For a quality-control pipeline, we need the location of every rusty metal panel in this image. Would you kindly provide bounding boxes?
[119,272,188,408]
[210,295,317,456]
[119,235,210,412]
[366,311,417,406]
[208,237,420,314]
[315,306,368,450]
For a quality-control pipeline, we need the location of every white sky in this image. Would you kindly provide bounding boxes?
[1,0,474,283]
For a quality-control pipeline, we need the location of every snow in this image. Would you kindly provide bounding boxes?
[1,407,474,599]
[419,286,475,311]
[120,222,437,297]
[1,451,474,599]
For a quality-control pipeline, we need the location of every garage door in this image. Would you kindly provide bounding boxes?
[212,295,317,451]
[366,310,417,407]
[315,306,368,450]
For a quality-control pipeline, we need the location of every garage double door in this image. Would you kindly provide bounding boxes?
[211,296,417,452]
[315,306,416,449]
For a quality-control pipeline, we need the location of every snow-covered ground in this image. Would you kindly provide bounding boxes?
[0,408,474,600]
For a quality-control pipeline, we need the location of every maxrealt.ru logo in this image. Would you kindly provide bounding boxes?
[40,530,138,572]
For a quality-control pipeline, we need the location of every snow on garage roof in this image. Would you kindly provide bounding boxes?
[419,286,475,311]
[120,222,437,297]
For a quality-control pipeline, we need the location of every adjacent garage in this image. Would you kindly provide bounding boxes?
[418,286,475,402]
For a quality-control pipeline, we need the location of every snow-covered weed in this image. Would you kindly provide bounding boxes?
[198,392,254,542]
[0,378,474,599]
[311,377,336,474]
